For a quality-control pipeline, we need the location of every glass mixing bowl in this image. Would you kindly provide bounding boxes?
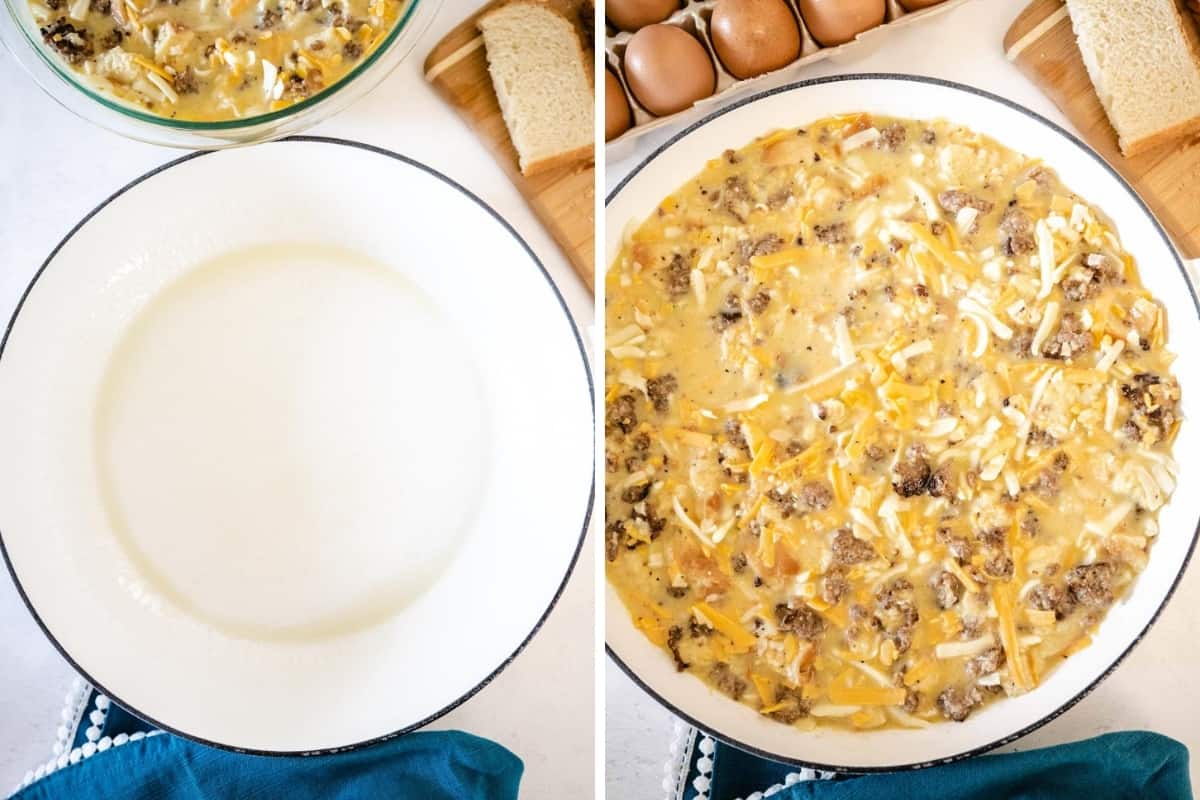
[0,0,440,147]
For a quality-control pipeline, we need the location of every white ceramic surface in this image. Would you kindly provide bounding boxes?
[605,75,1200,770]
[0,138,593,753]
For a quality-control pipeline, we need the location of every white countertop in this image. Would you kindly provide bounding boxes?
[0,4,594,795]
[605,0,1200,796]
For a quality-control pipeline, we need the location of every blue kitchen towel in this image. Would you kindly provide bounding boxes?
[12,687,522,800]
[673,728,1191,800]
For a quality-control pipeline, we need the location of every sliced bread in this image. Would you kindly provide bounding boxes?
[1067,0,1200,156]
[478,1,594,176]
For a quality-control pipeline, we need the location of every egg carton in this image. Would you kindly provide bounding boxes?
[605,0,976,159]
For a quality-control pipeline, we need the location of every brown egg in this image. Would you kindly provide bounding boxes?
[623,25,716,117]
[605,69,632,141]
[710,0,801,80]
[798,0,885,47]
[898,0,946,9]
[606,0,678,32]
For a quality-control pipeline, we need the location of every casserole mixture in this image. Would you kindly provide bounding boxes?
[605,114,1182,729]
[30,0,405,119]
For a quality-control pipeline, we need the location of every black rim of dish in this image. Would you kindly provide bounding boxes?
[604,72,1200,773]
[0,135,596,757]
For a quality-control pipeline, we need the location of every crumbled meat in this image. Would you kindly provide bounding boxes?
[931,570,964,609]
[1066,562,1115,608]
[1010,328,1034,357]
[736,233,783,264]
[709,662,748,698]
[723,419,751,455]
[343,40,363,59]
[40,19,92,64]
[937,189,994,215]
[47,0,64,8]
[1029,451,1070,498]
[877,122,908,151]
[1042,314,1091,360]
[607,393,637,434]
[865,443,887,461]
[920,129,937,145]
[813,222,847,245]
[937,528,973,563]
[98,27,123,49]
[747,291,771,315]
[731,553,748,573]
[874,579,919,654]
[256,8,280,28]
[664,253,691,298]
[1120,372,1181,444]
[1026,427,1057,448]
[667,626,689,671]
[766,486,797,517]
[720,176,751,222]
[903,689,921,714]
[965,647,1005,678]
[172,66,199,94]
[938,685,982,722]
[285,68,325,98]
[1061,258,1116,302]
[620,482,650,504]
[605,520,624,562]
[1029,582,1074,619]
[984,554,1014,580]
[646,374,677,413]
[831,528,877,565]
[767,188,792,209]
[999,206,1035,256]
[689,618,713,638]
[822,568,850,605]
[775,603,826,640]
[712,293,744,331]
[927,464,955,498]
[766,691,811,723]
[1021,511,1041,537]
[798,480,832,511]
[975,523,1005,548]
[892,443,932,497]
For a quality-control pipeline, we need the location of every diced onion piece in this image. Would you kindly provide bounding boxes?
[1031,300,1060,357]
[935,634,996,660]
[724,394,768,413]
[1036,219,1056,299]
[959,297,1013,340]
[809,704,863,718]
[843,128,881,152]
[690,268,706,308]
[833,315,856,366]
[1085,500,1133,538]
[1095,339,1125,372]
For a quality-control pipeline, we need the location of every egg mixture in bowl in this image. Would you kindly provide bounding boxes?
[605,112,1182,733]
[19,0,411,121]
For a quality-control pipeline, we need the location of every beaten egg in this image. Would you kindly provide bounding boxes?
[606,0,679,31]
[623,25,716,116]
[798,0,885,47]
[606,69,633,141]
[710,0,802,80]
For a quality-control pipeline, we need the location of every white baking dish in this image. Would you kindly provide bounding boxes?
[604,74,1200,770]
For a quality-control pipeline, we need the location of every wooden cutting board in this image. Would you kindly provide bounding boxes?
[423,0,595,290]
[1004,0,1200,259]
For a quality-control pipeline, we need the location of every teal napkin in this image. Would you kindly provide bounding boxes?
[13,688,521,800]
[678,730,1191,800]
